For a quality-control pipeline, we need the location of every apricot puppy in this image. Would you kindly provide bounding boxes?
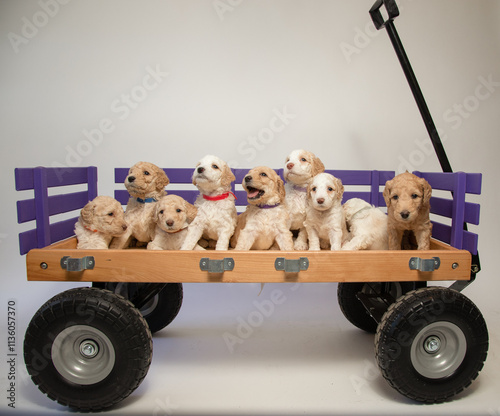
[383,172,432,250]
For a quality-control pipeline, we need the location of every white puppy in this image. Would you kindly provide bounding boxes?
[284,149,325,250]
[148,195,204,250]
[75,196,128,249]
[304,173,347,250]
[232,166,293,250]
[181,155,237,250]
[110,161,169,249]
[342,198,389,250]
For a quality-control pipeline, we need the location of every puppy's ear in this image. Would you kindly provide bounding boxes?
[383,179,393,207]
[221,164,236,189]
[185,202,198,223]
[421,177,432,205]
[80,201,95,225]
[311,155,325,176]
[277,177,286,203]
[156,168,170,191]
[334,177,344,199]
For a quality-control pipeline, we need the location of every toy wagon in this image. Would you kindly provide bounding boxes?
[15,0,489,411]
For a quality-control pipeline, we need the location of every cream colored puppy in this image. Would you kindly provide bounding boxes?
[284,149,325,250]
[232,166,293,250]
[341,198,388,250]
[181,155,237,250]
[304,173,347,250]
[110,161,169,249]
[75,196,128,249]
[148,195,203,250]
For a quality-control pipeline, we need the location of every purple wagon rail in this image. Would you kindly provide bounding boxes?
[15,166,481,257]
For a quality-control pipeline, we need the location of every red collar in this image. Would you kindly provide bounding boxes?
[202,191,237,201]
[84,225,99,233]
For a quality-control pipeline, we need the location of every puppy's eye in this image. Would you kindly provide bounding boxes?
[411,194,419,199]
[312,187,317,192]
[159,210,164,214]
[328,187,333,192]
[107,212,114,217]
[212,164,219,169]
[176,208,182,213]
[144,171,150,176]
[260,172,267,177]
[301,158,307,162]
[392,195,399,201]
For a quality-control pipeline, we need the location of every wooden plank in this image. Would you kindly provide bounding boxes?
[26,238,471,283]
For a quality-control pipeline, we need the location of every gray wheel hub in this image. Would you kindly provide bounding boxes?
[410,321,467,379]
[52,325,116,385]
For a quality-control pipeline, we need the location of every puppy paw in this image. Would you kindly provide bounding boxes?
[294,240,308,250]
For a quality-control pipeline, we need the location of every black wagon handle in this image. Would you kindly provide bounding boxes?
[369,0,453,174]
[369,0,400,30]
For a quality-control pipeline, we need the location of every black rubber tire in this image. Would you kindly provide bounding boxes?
[24,287,152,411]
[337,281,425,333]
[93,283,183,334]
[375,287,489,403]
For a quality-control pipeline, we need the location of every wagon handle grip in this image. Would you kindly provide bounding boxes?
[369,0,399,30]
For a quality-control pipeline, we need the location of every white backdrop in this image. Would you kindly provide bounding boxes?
[1,1,499,415]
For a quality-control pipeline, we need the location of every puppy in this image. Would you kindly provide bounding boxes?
[341,198,388,250]
[75,196,128,249]
[181,155,237,250]
[304,173,347,250]
[232,166,293,250]
[148,195,203,250]
[110,161,169,249]
[383,171,432,250]
[284,149,325,250]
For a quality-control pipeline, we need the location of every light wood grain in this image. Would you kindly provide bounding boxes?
[26,237,471,283]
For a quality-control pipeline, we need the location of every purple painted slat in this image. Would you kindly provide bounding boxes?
[16,199,35,224]
[15,168,35,191]
[49,217,78,244]
[15,167,97,190]
[377,193,386,207]
[450,172,466,249]
[463,231,479,255]
[17,191,89,224]
[33,168,50,249]
[465,173,482,195]
[432,221,451,245]
[87,166,98,200]
[415,171,481,194]
[18,229,37,255]
[430,197,480,225]
[115,190,130,205]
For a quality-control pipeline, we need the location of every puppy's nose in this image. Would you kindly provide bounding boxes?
[166,220,174,227]
[197,167,205,174]
[244,175,252,183]
[122,224,128,231]
[316,198,325,204]
[128,176,135,183]
[286,163,294,170]
[400,210,410,220]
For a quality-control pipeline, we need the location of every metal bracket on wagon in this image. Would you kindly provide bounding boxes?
[60,256,95,272]
[199,258,234,273]
[409,257,440,272]
[275,257,309,273]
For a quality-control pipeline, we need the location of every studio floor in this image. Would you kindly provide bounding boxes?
[5,279,499,416]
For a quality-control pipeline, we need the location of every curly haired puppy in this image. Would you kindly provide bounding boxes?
[110,161,169,249]
[148,195,203,250]
[75,196,128,249]
[284,149,325,250]
[304,173,347,250]
[341,198,388,250]
[383,172,432,250]
[181,155,237,250]
[232,166,293,250]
